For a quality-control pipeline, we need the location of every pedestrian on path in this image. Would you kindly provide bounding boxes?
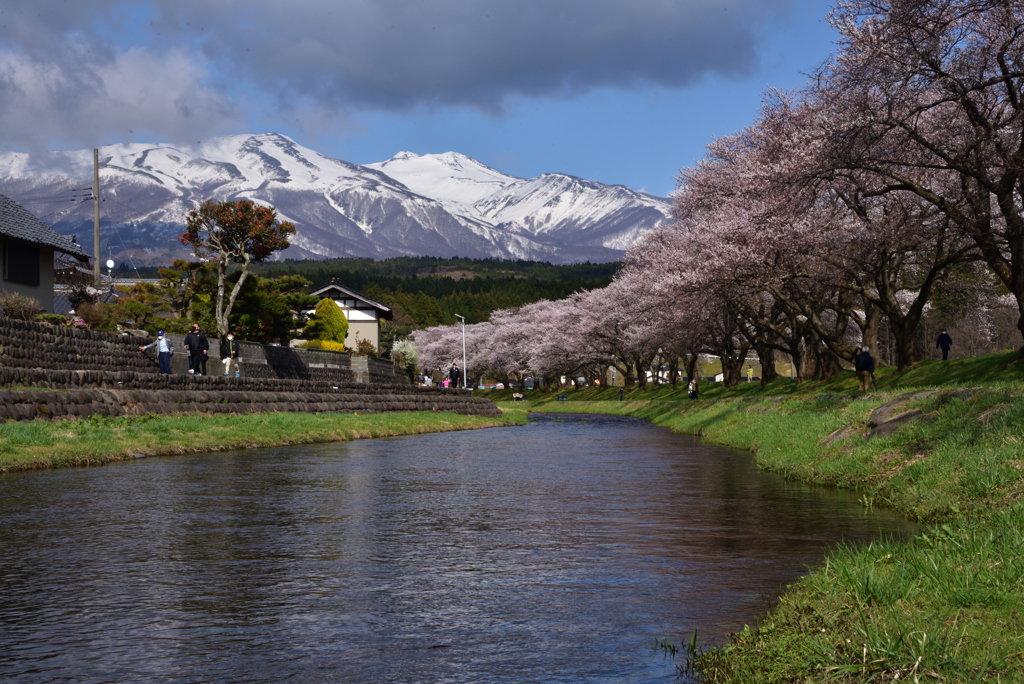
[222,333,241,377]
[854,346,875,391]
[184,323,209,376]
[688,377,699,400]
[140,330,174,375]
[936,328,953,360]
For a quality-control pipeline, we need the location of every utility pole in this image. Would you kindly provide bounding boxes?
[93,148,101,287]
[455,313,467,389]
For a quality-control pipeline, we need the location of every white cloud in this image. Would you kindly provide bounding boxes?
[0,45,239,150]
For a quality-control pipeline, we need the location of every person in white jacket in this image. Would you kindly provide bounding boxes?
[140,330,174,375]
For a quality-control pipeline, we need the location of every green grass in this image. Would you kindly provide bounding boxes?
[499,351,1024,682]
[484,350,1024,403]
[0,409,526,473]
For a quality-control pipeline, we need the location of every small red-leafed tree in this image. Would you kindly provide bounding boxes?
[180,200,296,340]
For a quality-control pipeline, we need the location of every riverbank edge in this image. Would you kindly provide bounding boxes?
[0,408,529,474]
[502,390,1024,682]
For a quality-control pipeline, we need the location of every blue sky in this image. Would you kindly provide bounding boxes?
[0,0,838,197]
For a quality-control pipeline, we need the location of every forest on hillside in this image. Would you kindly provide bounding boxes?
[112,256,619,352]
[249,257,618,349]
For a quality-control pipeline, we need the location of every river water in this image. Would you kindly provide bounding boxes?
[0,413,915,683]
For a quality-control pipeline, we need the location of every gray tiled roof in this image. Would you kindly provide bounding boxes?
[310,278,393,319]
[0,193,91,260]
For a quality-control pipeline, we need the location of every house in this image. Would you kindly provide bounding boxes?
[1,194,91,313]
[308,277,393,350]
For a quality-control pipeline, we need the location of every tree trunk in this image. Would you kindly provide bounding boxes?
[634,361,647,387]
[720,352,746,387]
[684,353,700,384]
[814,338,843,381]
[799,333,817,380]
[668,357,680,386]
[888,315,924,371]
[756,346,778,385]
[861,303,884,366]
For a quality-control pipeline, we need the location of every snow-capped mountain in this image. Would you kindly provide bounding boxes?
[0,133,670,266]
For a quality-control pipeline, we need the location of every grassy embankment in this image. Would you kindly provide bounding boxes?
[494,352,1024,682]
[0,410,526,474]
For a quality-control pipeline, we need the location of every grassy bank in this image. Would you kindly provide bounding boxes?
[498,354,1024,682]
[0,410,526,474]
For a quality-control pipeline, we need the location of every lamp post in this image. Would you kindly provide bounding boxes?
[455,313,467,389]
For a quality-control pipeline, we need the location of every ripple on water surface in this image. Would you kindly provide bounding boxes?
[0,413,915,682]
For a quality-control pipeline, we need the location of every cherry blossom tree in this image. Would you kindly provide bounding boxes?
[819,0,1024,352]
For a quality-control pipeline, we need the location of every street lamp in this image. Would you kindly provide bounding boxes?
[455,313,467,389]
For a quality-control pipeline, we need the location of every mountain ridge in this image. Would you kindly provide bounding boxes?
[0,133,670,266]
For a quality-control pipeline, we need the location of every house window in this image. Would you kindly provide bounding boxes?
[4,240,40,286]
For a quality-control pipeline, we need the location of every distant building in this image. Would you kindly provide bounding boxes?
[308,278,393,350]
[0,193,90,313]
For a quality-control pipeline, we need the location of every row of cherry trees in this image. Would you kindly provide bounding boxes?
[414,0,1024,387]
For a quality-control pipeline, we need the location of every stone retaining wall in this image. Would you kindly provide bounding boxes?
[0,317,406,386]
[0,365,439,394]
[0,317,158,373]
[0,386,502,422]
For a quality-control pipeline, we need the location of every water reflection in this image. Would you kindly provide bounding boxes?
[0,413,915,682]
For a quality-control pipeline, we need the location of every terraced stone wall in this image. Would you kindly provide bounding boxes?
[0,318,158,373]
[0,386,502,422]
[0,318,406,386]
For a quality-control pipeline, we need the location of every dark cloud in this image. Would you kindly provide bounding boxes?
[167,0,794,110]
[0,0,797,147]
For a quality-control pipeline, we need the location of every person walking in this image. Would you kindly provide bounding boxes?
[183,323,210,376]
[854,345,875,391]
[432,366,444,387]
[688,377,699,400]
[140,330,174,376]
[449,363,462,389]
[222,333,241,377]
[936,328,953,360]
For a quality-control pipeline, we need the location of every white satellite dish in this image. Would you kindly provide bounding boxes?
[105,259,115,269]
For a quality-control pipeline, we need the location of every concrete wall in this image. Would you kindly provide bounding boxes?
[346,320,379,351]
[0,244,55,313]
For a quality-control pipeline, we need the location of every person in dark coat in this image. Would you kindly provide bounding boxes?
[183,323,210,376]
[432,366,444,386]
[449,363,462,389]
[936,328,953,360]
[854,346,875,391]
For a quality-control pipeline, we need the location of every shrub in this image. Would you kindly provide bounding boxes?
[391,338,419,378]
[353,335,378,357]
[0,292,43,320]
[303,298,349,344]
[76,302,119,332]
[68,286,98,310]
[320,340,347,353]
[34,313,70,326]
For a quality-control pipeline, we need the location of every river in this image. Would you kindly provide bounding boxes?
[0,413,915,682]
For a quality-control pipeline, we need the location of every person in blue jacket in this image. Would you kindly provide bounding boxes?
[854,346,874,391]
